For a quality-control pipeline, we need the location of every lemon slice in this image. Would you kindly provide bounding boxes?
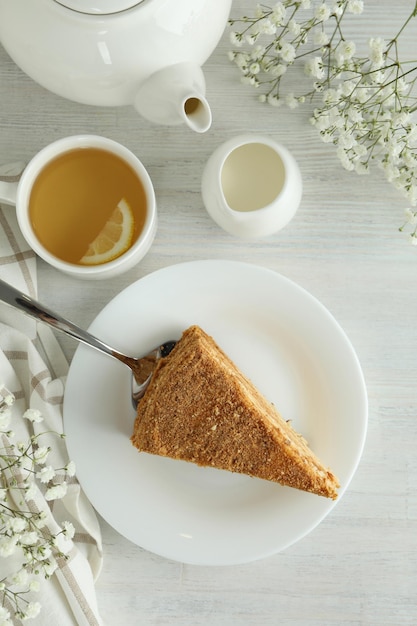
[79,198,135,265]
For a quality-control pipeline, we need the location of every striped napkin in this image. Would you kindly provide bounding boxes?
[0,163,104,626]
[0,163,37,339]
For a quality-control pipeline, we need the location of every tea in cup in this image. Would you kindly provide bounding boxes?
[201,134,302,239]
[0,135,157,279]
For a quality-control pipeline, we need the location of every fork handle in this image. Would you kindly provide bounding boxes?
[0,278,131,363]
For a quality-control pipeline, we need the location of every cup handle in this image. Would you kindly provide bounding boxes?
[0,180,18,206]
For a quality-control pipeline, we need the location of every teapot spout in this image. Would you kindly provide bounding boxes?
[133,62,212,133]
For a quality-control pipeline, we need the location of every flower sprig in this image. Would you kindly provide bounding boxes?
[0,388,75,624]
[228,1,417,243]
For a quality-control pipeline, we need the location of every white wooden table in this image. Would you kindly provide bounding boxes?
[1,2,416,624]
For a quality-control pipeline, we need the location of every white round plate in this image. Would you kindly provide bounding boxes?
[63,260,367,565]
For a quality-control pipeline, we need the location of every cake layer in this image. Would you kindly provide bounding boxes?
[131,325,339,499]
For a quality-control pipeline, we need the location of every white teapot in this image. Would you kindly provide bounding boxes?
[0,0,232,133]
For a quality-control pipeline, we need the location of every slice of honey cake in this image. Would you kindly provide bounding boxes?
[131,325,339,499]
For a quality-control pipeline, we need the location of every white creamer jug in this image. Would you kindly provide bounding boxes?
[202,135,303,238]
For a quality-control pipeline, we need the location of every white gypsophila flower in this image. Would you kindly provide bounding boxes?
[246,30,261,45]
[337,146,355,170]
[347,0,364,14]
[51,531,72,558]
[260,19,276,35]
[403,147,417,167]
[62,520,75,540]
[251,45,266,61]
[16,440,27,453]
[0,385,14,404]
[21,601,41,621]
[354,160,370,175]
[280,42,296,64]
[354,86,369,104]
[315,3,331,23]
[0,535,18,557]
[406,186,417,206]
[314,30,329,46]
[324,106,346,129]
[353,143,368,159]
[0,606,11,619]
[270,63,287,77]
[24,482,38,502]
[380,85,396,110]
[320,129,334,143]
[288,19,301,36]
[234,52,250,70]
[0,408,12,430]
[0,609,12,626]
[267,93,281,107]
[386,137,403,159]
[36,465,56,484]
[29,579,40,593]
[8,517,27,533]
[331,1,344,17]
[241,75,258,86]
[37,544,52,562]
[395,77,409,95]
[391,111,412,127]
[0,488,7,501]
[340,79,356,97]
[254,3,265,19]
[10,568,29,587]
[322,88,340,105]
[331,110,347,130]
[271,2,287,25]
[43,559,57,577]
[229,31,243,48]
[65,460,76,477]
[285,93,299,108]
[305,56,325,79]
[312,113,331,131]
[338,132,357,150]
[19,531,39,546]
[33,446,49,465]
[337,40,356,63]
[348,106,363,123]
[368,37,385,68]
[33,511,48,530]
[404,208,417,224]
[371,69,386,85]
[45,482,68,501]
[23,409,43,424]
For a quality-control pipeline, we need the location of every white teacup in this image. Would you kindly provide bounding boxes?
[0,135,157,279]
[201,134,302,239]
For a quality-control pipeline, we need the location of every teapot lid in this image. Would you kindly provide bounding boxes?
[54,0,144,14]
